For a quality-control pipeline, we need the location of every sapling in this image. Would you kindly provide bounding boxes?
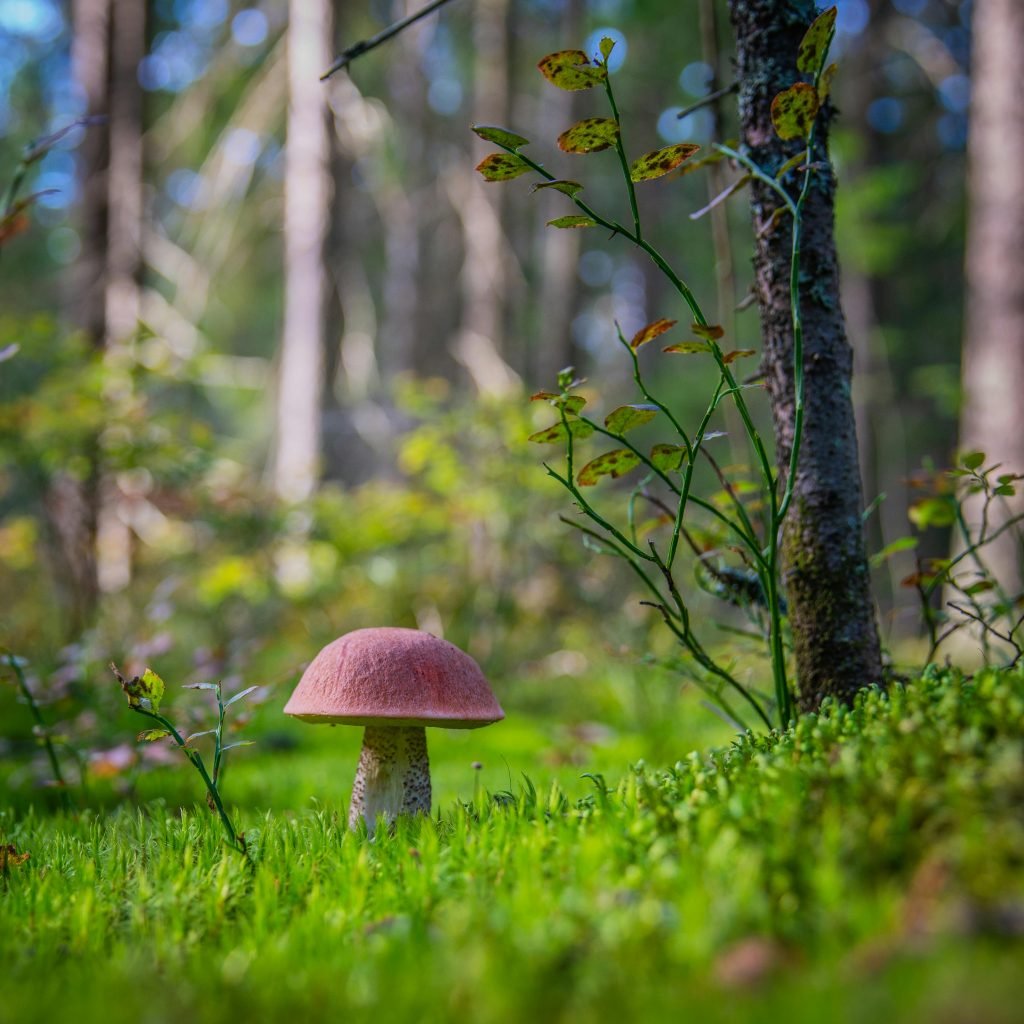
[471,10,841,729]
[111,664,256,862]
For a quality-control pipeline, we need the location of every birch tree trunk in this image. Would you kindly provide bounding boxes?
[958,0,1024,592]
[728,0,883,709]
[273,0,334,502]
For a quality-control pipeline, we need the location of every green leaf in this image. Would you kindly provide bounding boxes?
[537,50,607,91]
[869,536,918,569]
[471,125,530,150]
[599,37,616,61]
[184,728,218,745]
[577,449,642,486]
[547,216,598,229]
[963,580,996,596]
[475,153,531,182]
[629,143,700,182]
[530,392,586,414]
[797,6,837,74]
[961,451,985,471]
[137,728,170,742]
[771,83,820,140]
[995,484,1017,497]
[528,419,595,444]
[604,404,658,434]
[222,740,256,752]
[908,497,957,529]
[557,117,618,154]
[531,179,584,197]
[630,318,677,349]
[184,682,219,691]
[650,444,688,472]
[775,150,809,180]
[225,685,259,708]
[115,666,165,712]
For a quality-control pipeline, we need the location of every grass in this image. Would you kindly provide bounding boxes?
[1,664,1022,1023]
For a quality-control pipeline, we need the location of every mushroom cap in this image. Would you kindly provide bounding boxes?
[283,627,505,729]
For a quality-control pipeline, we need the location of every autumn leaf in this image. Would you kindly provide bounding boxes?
[692,323,725,340]
[797,6,837,74]
[547,216,597,229]
[663,342,710,355]
[471,125,530,150]
[530,392,587,414]
[604,404,658,433]
[577,449,642,485]
[557,117,618,154]
[537,50,607,91]
[771,83,820,140]
[475,152,531,182]
[0,844,29,871]
[113,664,165,713]
[630,318,677,349]
[722,349,757,365]
[629,143,700,182]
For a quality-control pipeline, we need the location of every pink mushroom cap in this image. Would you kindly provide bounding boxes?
[283,627,505,729]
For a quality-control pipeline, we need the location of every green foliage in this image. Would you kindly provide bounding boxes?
[536,49,607,91]
[577,449,642,487]
[470,125,530,150]
[1,667,1022,1023]
[546,215,597,229]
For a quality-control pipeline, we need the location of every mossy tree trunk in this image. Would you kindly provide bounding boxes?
[728,0,883,710]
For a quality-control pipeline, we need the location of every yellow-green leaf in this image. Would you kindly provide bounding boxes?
[651,444,688,471]
[471,125,530,150]
[599,37,616,61]
[817,62,838,104]
[604,404,658,434]
[663,342,710,355]
[629,143,700,182]
[475,152,531,182]
[630,318,677,349]
[557,117,619,154]
[531,179,584,197]
[537,50,607,91]
[797,6,837,74]
[528,419,595,444]
[137,728,170,742]
[577,449,642,486]
[547,216,597,229]
[771,83,820,140]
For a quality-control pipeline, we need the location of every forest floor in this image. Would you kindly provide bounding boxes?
[2,665,1023,1023]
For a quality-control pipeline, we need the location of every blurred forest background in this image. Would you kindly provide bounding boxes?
[1,0,1021,770]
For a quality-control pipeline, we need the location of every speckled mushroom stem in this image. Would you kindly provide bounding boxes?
[348,725,431,834]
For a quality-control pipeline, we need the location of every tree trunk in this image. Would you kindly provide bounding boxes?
[728,0,883,710]
[273,0,334,502]
[958,0,1024,593]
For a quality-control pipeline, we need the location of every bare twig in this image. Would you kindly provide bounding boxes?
[321,0,458,80]
[674,82,738,121]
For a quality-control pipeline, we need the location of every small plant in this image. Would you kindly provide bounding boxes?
[896,451,1024,664]
[111,663,256,861]
[472,10,841,729]
[2,651,71,803]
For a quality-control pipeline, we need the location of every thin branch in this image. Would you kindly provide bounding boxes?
[675,82,739,121]
[321,0,458,80]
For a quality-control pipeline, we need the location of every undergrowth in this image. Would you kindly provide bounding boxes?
[1,665,1022,1023]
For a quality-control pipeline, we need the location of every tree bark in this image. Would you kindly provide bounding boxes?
[728,0,883,710]
[273,0,334,502]
[958,0,1024,592]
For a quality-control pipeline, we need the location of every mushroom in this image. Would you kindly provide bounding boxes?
[284,627,504,833]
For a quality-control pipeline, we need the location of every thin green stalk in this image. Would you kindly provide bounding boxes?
[603,73,641,241]
[5,654,69,801]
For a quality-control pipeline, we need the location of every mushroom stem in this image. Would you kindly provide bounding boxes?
[348,725,431,833]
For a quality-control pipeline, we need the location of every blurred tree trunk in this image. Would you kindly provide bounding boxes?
[452,0,520,396]
[728,0,883,709]
[958,0,1024,591]
[273,0,334,502]
[51,0,144,630]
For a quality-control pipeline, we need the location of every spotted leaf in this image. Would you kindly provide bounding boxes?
[557,117,619,154]
[530,392,587,414]
[471,125,530,150]
[722,348,757,365]
[650,444,688,472]
[629,143,700,182]
[604,404,658,434]
[630,318,677,349]
[528,419,595,444]
[797,7,837,74]
[663,342,710,355]
[475,153,531,182]
[771,83,820,140]
[537,50,606,91]
[577,449,642,486]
